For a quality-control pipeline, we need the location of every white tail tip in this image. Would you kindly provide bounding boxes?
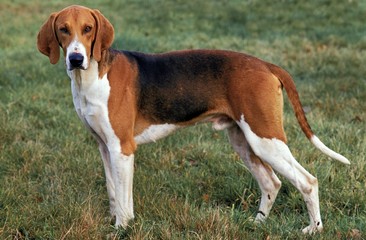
[311,136,350,164]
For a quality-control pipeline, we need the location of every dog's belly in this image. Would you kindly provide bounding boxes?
[134,124,179,144]
[134,115,234,145]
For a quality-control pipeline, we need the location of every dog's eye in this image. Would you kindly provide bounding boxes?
[60,27,69,34]
[84,26,92,33]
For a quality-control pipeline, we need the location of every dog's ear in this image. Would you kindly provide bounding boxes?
[37,12,60,64]
[91,9,114,62]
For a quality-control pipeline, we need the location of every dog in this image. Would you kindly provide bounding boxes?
[37,5,349,234]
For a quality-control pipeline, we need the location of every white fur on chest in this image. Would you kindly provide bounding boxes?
[68,60,120,151]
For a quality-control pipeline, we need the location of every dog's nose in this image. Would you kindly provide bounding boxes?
[69,53,84,69]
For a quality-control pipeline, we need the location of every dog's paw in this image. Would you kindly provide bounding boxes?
[302,222,323,234]
[254,211,267,223]
[115,215,134,229]
[115,219,128,229]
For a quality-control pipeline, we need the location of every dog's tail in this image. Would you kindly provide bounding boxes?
[268,63,350,164]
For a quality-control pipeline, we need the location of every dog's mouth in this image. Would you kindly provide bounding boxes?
[68,65,87,71]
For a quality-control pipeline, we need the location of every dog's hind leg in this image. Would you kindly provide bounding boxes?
[228,71,322,233]
[227,125,282,222]
[237,116,322,234]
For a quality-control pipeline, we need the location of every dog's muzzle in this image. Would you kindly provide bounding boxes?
[69,53,85,70]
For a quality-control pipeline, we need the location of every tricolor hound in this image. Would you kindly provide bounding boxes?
[37,5,350,234]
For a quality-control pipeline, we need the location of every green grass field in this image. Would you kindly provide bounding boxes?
[1,0,365,239]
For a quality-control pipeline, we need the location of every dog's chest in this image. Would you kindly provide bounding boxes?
[69,67,117,146]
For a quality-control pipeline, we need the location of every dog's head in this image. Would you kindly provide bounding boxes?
[37,5,114,70]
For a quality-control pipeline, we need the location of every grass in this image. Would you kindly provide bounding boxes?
[0,0,365,239]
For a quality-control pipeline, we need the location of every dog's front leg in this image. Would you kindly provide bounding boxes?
[110,151,135,228]
[96,139,116,217]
